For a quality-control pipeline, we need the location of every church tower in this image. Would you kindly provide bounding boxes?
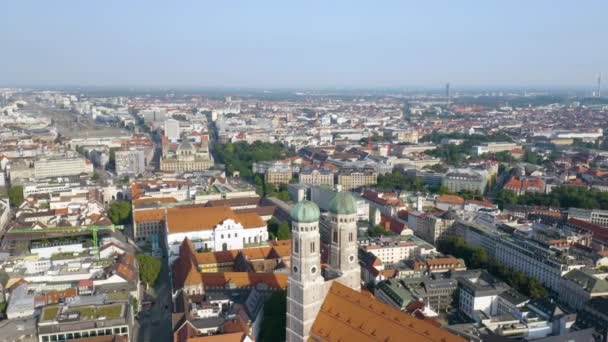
[286,200,325,342]
[329,191,361,291]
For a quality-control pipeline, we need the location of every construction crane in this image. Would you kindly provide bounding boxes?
[9,224,124,259]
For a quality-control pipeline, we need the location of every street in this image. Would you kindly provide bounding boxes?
[134,258,173,342]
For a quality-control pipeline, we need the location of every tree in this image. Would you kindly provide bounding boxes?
[277,222,291,240]
[527,278,548,299]
[91,172,100,181]
[469,248,488,269]
[522,149,542,165]
[368,225,395,237]
[172,114,188,121]
[108,200,132,225]
[137,254,161,288]
[8,185,24,207]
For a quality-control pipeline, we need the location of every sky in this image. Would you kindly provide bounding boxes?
[1,0,607,89]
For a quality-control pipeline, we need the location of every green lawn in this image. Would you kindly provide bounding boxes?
[41,306,60,321]
[71,304,123,319]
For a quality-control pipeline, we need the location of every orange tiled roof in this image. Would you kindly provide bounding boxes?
[200,272,287,289]
[504,176,545,191]
[195,250,239,266]
[133,208,166,223]
[309,282,466,342]
[166,206,264,233]
[436,195,465,205]
[185,332,245,342]
[426,257,462,267]
[239,246,273,260]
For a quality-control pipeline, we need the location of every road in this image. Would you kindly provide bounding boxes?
[135,259,173,342]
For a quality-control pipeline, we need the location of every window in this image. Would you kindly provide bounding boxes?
[310,242,315,253]
[221,234,224,239]
[333,231,338,243]
[294,239,299,254]
[349,232,353,242]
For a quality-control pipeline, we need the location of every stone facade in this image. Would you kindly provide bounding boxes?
[286,194,362,342]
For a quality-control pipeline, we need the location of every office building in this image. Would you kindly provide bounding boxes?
[164,119,180,141]
[115,149,145,177]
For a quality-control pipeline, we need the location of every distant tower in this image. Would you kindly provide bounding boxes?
[328,192,361,291]
[446,82,451,104]
[286,201,325,342]
[597,73,602,98]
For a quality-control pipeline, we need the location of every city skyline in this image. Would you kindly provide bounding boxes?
[1,0,607,89]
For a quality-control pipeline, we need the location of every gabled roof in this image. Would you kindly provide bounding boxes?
[309,282,467,342]
[436,195,465,205]
[166,206,265,234]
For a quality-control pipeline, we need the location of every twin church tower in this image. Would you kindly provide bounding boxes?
[286,192,361,342]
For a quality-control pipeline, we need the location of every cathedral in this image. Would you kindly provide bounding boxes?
[286,191,361,341]
[285,192,467,342]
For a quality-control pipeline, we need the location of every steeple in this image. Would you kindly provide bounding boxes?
[286,200,325,342]
[328,191,361,291]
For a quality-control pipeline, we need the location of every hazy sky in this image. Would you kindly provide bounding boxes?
[1,0,607,89]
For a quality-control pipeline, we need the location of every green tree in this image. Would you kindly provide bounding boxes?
[108,200,132,225]
[267,217,282,239]
[527,278,548,299]
[136,254,161,288]
[8,185,24,207]
[368,225,395,237]
[469,248,488,269]
[522,149,542,165]
[214,141,294,181]
[91,172,100,181]
[277,222,291,240]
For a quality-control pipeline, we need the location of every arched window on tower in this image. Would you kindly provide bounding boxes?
[333,231,338,243]
[294,239,299,254]
[310,242,315,253]
[349,232,353,242]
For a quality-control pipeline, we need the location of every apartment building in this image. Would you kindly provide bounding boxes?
[503,176,546,195]
[115,149,146,177]
[337,168,378,191]
[452,221,585,293]
[361,240,418,265]
[568,208,608,227]
[407,210,455,245]
[559,269,608,310]
[265,164,293,185]
[442,172,487,194]
[298,167,334,187]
